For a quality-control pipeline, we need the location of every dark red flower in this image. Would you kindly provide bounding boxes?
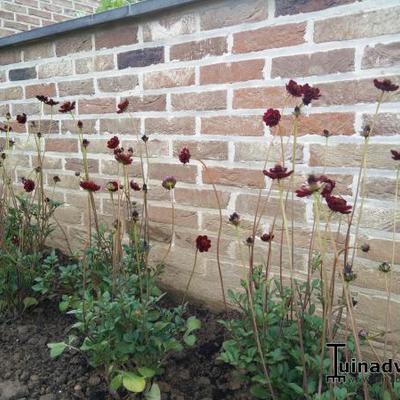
[295,175,335,198]
[53,175,61,184]
[106,181,119,192]
[286,80,303,97]
[263,108,281,127]
[141,135,149,143]
[114,151,132,165]
[391,150,400,161]
[326,195,352,214]
[263,164,293,180]
[130,180,141,191]
[343,263,357,282]
[16,113,27,124]
[229,212,240,226]
[80,180,100,192]
[59,101,76,113]
[261,232,274,242]
[77,120,83,129]
[117,99,129,114]
[82,139,90,148]
[319,176,335,198]
[107,136,120,149]
[196,235,211,252]
[162,176,177,190]
[302,84,321,105]
[36,95,59,106]
[373,79,399,92]
[22,178,35,193]
[179,147,191,164]
[0,124,12,132]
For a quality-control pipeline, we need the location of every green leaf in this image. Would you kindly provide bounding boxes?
[138,367,155,378]
[110,374,123,391]
[383,391,391,400]
[184,334,196,346]
[288,383,304,395]
[23,297,38,309]
[122,372,146,393]
[250,384,268,399]
[186,316,201,333]
[145,383,161,400]
[47,342,67,358]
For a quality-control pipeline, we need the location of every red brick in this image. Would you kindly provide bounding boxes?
[315,7,400,42]
[363,113,400,136]
[171,91,226,111]
[149,205,198,228]
[170,37,227,61]
[95,23,138,50]
[100,118,141,135]
[0,48,21,65]
[233,86,297,109]
[200,0,267,30]
[125,95,166,112]
[201,60,264,85]
[145,117,195,135]
[272,49,355,78]
[26,83,56,99]
[45,138,78,152]
[234,142,303,163]
[233,23,306,54]
[276,0,355,16]
[79,98,116,114]
[203,167,264,188]
[201,116,264,136]
[23,42,54,61]
[62,119,97,135]
[58,79,95,96]
[174,187,230,209]
[362,42,400,69]
[65,158,99,173]
[55,32,92,56]
[0,86,23,101]
[148,163,197,183]
[97,75,138,93]
[144,68,195,90]
[173,140,228,161]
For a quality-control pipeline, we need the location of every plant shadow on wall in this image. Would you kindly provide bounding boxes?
[0,78,399,399]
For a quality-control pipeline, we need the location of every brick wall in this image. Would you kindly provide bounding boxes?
[0,0,98,37]
[0,0,400,329]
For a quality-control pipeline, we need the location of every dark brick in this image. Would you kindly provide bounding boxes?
[9,67,36,81]
[117,47,164,69]
[275,0,355,16]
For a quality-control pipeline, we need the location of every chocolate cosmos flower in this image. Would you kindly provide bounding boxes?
[16,113,27,124]
[117,99,129,114]
[263,164,293,180]
[286,80,303,97]
[22,178,35,193]
[59,101,76,113]
[263,108,281,127]
[36,95,59,106]
[373,79,399,92]
[162,176,177,190]
[228,212,240,226]
[130,180,141,191]
[114,149,132,165]
[179,147,191,164]
[106,181,119,192]
[326,195,352,214]
[107,136,120,149]
[196,235,211,252]
[391,150,400,161]
[80,180,100,192]
[302,84,321,105]
[261,233,274,242]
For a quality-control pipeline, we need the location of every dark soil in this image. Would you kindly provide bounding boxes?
[0,300,251,400]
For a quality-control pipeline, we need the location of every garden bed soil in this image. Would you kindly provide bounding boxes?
[0,299,251,400]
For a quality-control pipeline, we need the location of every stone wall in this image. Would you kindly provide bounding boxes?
[0,0,399,332]
[0,0,98,37]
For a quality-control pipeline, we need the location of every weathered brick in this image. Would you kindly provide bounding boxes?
[201,116,264,136]
[58,79,95,96]
[117,47,164,69]
[22,42,54,60]
[233,23,306,54]
[100,118,141,135]
[65,158,99,173]
[9,67,36,81]
[363,113,400,136]
[175,187,230,209]
[235,142,303,163]
[233,86,297,109]
[276,0,355,16]
[171,90,226,111]
[125,95,166,112]
[170,37,227,61]
[173,140,228,161]
[315,7,400,42]
[201,60,264,84]
[38,59,73,78]
[55,32,92,56]
[95,23,138,49]
[0,48,21,66]
[148,163,197,183]
[145,117,195,135]
[25,83,56,99]
[120,138,169,157]
[45,138,78,152]
[61,119,97,135]
[200,0,267,30]
[79,98,116,114]
[144,67,195,89]
[97,75,138,93]
[272,49,355,78]
[310,144,399,169]
[75,55,115,74]
[12,102,40,115]
[366,177,398,201]
[149,205,198,228]
[0,86,23,101]
[362,42,400,69]
[28,119,59,134]
[203,167,264,188]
